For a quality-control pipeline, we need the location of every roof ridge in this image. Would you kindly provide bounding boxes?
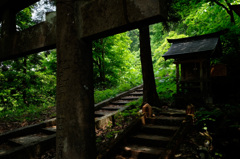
[167,29,228,43]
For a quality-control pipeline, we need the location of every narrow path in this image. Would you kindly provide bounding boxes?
[110,109,186,159]
[95,85,143,129]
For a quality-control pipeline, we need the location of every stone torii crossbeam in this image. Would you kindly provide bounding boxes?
[0,0,168,158]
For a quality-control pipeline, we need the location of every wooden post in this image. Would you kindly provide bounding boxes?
[200,61,203,93]
[176,62,180,94]
[139,25,160,106]
[56,0,96,158]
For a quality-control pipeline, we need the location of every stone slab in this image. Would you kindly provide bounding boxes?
[10,133,49,145]
[124,144,165,156]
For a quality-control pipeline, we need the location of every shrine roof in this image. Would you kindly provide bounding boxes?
[162,31,223,60]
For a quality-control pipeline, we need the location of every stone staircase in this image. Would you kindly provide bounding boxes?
[110,109,186,159]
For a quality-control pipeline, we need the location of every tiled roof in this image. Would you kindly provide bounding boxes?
[163,32,222,60]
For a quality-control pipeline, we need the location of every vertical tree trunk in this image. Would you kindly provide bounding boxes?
[139,26,160,107]
[100,38,106,83]
[22,57,27,105]
[213,0,235,24]
[56,0,96,159]
[176,62,180,94]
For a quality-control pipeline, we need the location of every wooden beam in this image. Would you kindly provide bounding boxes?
[0,0,167,61]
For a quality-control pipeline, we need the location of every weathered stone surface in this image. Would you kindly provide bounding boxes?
[0,0,167,61]
[0,14,56,61]
[56,0,96,158]
[79,0,167,38]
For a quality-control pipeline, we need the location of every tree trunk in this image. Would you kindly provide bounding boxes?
[213,0,235,24]
[139,26,160,107]
[100,38,106,83]
[56,0,96,159]
[22,57,27,105]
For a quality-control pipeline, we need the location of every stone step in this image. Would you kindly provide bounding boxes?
[111,100,130,105]
[9,133,49,145]
[102,105,124,109]
[146,116,185,126]
[134,88,143,92]
[100,106,122,111]
[41,127,56,134]
[107,109,186,159]
[158,109,186,117]
[94,113,105,118]
[129,91,143,96]
[129,134,171,147]
[158,112,186,117]
[117,144,165,159]
[121,96,140,100]
[95,110,117,116]
[141,124,179,136]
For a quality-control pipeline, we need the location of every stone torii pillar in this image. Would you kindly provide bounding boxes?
[1,10,16,37]
[56,0,96,158]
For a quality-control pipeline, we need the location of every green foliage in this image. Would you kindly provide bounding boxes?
[150,29,188,106]
[94,82,141,104]
[96,97,142,146]
[155,76,176,106]
[93,32,141,88]
[0,3,57,122]
[0,104,54,122]
[193,104,240,159]
[168,0,240,37]
[195,108,223,131]
[127,29,140,52]
[195,104,240,132]
[183,2,235,36]
[0,51,56,121]
[16,7,35,30]
[122,98,142,117]
[152,31,187,68]
[151,0,240,107]
[2,0,240,126]
[126,97,143,107]
[154,62,176,106]
[115,100,142,127]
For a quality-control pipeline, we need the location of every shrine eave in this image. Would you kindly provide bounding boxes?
[162,32,224,60]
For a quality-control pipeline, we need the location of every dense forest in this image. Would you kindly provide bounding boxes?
[1,0,240,158]
[0,0,240,120]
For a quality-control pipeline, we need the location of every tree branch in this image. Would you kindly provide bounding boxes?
[213,0,229,12]
[213,0,235,24]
